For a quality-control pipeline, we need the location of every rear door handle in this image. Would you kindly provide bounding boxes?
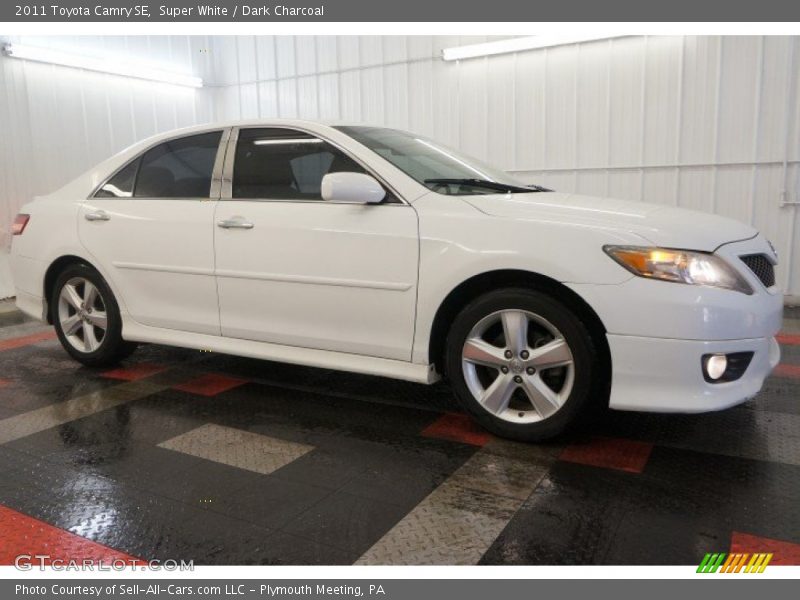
[217,217,254,230]
[85,210,111,222]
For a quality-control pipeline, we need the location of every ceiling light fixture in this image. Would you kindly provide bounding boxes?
[442,35,624,61]
[1,43,203,88]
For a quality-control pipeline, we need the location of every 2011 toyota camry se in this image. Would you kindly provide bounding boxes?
[9,120,783,441]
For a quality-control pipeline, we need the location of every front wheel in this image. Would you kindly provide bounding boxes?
[445,288,604,442]
[51,264,137,367]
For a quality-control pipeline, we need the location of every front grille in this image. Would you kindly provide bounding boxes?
[740,254,775,288]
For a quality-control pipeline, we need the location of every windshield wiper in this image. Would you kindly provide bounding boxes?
[424,178,535,194]
[527,183,551,192]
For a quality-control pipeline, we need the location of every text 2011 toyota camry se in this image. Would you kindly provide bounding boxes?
[9,120,783,441]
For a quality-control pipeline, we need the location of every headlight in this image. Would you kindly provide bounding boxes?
[603,245,753,295]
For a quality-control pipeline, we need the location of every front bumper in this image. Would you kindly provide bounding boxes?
[606,334,780,412]
[569,233,783,413]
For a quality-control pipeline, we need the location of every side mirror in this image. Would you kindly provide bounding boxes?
[321,172,386,204]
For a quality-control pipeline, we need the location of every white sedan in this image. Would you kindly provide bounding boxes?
[9,120,783,441]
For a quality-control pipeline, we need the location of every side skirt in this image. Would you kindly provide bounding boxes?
[122,320,440,384]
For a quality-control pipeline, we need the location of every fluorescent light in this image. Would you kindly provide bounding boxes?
[1,43,203,88]
[442,35,623,61]
[253,139,323,145]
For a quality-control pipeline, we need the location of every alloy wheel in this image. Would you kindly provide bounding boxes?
[461,309,575,424]
[57,277,108,353]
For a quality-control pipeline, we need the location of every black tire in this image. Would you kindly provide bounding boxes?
[51,263,137,367]
[445,287,605,442]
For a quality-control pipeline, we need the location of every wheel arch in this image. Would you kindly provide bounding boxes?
[427,269,611,378]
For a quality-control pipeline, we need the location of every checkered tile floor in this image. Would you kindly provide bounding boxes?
[0,301,799,565]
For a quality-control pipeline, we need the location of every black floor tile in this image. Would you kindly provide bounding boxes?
[88,444,265,505]
[481,444,800,565]
[606,511,729,565]
[256,530,355,565]
[745,376,800,415]
[7,405,141,466]
[643,446,800,504]
[72,490,277,564]
[338,461,449,508]
[480,463,637,565]
[281,489,409,555]
[216,476,334,530]
[269,449,369,491]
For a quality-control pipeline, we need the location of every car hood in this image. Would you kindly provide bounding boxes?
[462,192,758,251]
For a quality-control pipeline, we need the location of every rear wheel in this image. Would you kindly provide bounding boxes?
[445,288,604,441]
[51,264,137,367]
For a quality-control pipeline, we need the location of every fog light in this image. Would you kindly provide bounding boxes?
[705,354,728,380]
[702,352,754,384]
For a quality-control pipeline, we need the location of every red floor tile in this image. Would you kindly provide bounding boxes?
[731,531,800,566]
[421,412,493,447]
[173,373,249,397]
[777,333,800,346]
[559,436,654,473]
[0,330,56,352]
[101,363,167,381]
[774,364,800,379]
[0,504,139,566]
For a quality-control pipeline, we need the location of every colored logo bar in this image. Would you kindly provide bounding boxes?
[697,552,773,573]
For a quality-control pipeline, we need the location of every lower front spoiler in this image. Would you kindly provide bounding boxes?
[607,334,781,412]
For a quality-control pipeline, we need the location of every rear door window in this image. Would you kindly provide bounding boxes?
[95,159,139,198]
[133,131,222,198]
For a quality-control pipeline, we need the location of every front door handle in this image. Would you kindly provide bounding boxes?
[85,210,111,222]
[217,217,254,230]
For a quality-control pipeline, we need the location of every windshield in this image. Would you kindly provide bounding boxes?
[336,126,546,196]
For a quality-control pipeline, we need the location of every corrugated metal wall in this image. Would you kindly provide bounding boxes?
[211,35,800,298]
[1,35,799,296]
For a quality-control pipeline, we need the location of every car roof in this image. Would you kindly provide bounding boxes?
[147,118,369,136]
[114,119,383,158]
[44,119,389,201]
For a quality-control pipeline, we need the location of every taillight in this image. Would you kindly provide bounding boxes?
[12,213,30,235]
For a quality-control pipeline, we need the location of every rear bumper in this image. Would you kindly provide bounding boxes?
[10,253,47,321]
[607,334,781,412]
[15,289,46,322]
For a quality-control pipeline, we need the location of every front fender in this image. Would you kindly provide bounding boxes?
[411,194,645,363]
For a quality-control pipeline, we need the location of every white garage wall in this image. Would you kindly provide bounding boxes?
[1,35,799,299]
[211,35,800,299]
